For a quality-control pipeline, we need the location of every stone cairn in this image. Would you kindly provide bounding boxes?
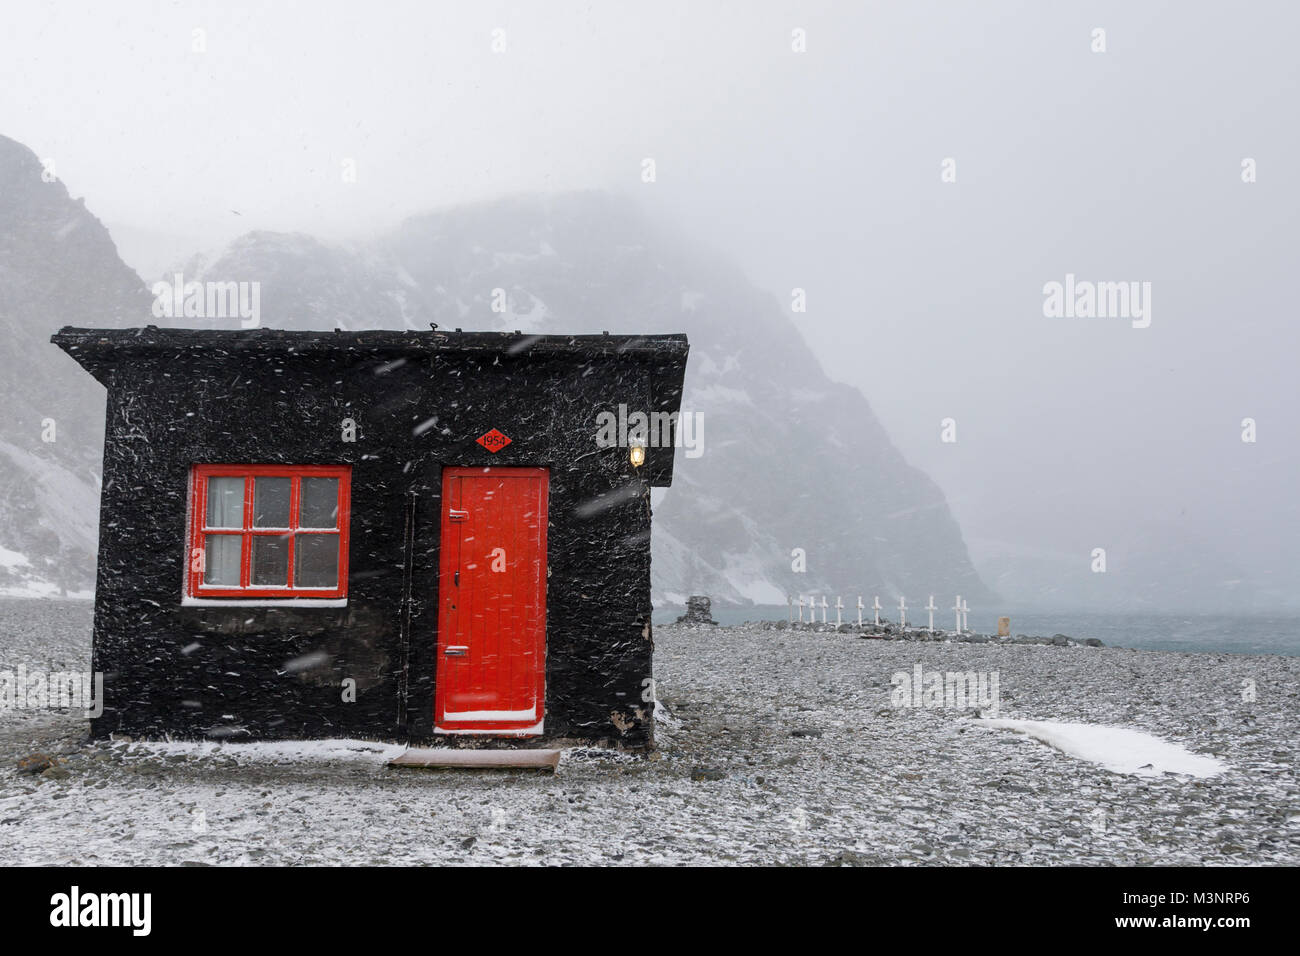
[676,595,718,625]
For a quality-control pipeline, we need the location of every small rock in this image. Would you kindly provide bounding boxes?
[17,753,55,775]
[691,766,726,781]
[826,850,872,866]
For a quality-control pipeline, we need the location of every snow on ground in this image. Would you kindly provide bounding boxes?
[0,599,1297,865]
[970,719,1228,778]
[130,738,408,764]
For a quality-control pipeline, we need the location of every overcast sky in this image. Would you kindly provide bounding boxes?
[4,1,1298,605]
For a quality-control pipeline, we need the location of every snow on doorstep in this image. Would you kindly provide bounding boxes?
[434,720,544,736]
[441,708,536,721]
[126,738,406,764]
[971,718,1228,778]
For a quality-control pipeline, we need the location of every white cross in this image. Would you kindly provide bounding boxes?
[820,595,828,624]
[857,596,864,626]
[797,596,804,623]
[872,595,881,626]
[961,598,971,633]
[925,595,937,633]
[787,595,793,624]
[835,596,843,626]
[898,595,907,628]
[952,595,963,633]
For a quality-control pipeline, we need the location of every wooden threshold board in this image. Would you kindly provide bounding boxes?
[389,747,561,772]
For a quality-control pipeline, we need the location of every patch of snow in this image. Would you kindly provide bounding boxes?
[719,552,786,605]
[971,718,1228,778]
[441,708,537,721]
[128,738,406,763]
[434,720,544,736]
[0,440,99,553]
[0,581,93,599]
[653,700,682,729]
[0,546,31,569]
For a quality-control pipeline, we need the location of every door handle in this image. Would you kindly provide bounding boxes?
[444,646,469,656]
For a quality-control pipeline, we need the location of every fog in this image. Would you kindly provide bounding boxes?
[4,0,1297,608]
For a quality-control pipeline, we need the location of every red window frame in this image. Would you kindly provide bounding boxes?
[187,464,351,600]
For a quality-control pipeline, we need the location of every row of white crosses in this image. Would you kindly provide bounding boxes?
[789,594,970,633]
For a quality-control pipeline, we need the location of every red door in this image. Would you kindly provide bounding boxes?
[435,467,548,734]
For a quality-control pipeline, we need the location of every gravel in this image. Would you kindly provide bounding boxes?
[1,602,1296,865]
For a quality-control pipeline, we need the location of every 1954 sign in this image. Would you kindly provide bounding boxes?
[476,429,512,453]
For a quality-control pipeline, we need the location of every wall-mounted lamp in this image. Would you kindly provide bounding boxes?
[629,442,646,468]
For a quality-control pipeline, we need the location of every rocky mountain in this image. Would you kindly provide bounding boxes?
[0,131,988,606]
[176,194,990,606]
[0,135,152,595]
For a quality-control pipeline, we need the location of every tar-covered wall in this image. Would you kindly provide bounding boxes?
[63,330,687,749]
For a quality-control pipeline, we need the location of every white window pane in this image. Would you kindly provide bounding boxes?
[251,535,289,585]
[295,534,339,588]
[253,477,291,527]
[299,478,339,528]
[206,477,244,528]
[204,534,241,586]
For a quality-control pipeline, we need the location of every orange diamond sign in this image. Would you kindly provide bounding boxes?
[476,428,512,453]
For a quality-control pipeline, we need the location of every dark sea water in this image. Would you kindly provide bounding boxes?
[653,603,1300,656]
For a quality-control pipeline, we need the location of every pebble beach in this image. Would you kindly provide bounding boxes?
[1,600,1296,865]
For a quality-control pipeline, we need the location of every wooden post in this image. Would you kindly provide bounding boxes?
[898,595,907,628]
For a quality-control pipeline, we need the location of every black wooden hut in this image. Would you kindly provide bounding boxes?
[53,326,689,750]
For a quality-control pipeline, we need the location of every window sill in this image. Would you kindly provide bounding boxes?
[182,597,348,608]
